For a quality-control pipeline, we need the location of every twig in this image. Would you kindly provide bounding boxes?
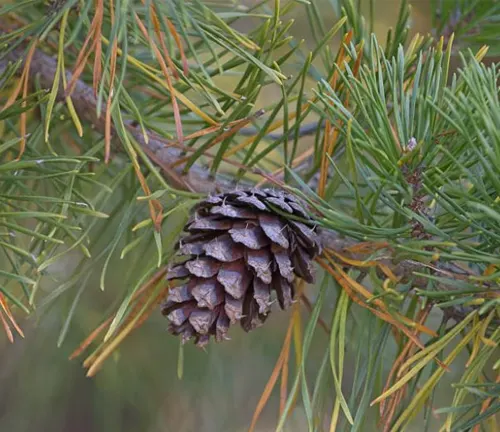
[238,120,325,139]
[0,20,331,192]
[1,40,237,193]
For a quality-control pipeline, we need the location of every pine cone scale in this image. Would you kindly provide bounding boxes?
[258,213,290,248]
[229,223,270,249]
[217,260,250,299]
[272,245,294,282]
[188,215,232,231]
[235,194,268,210]
[266,196,294,213]
[169,304,196,326]
[224,295,244,323]
[191,278,224,309]
[204,234,245,262]
[167,284,192,303]
[253,279,272,314]
[273,279,293,309]
[245,248,273,284]
[210,204,256,219]
[189,309,216,335]
[291,248,315,283]
[166,264,190,280]
[185,258,220,278]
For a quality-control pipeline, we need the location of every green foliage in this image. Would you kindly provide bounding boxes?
[0,1,499,431]
[311,42,500,258]
[431,0,500,53]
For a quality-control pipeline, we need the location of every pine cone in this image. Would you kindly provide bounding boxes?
[161,188,321,347]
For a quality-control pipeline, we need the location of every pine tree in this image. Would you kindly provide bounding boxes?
[0,1,499,431]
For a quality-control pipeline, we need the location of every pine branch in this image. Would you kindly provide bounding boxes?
[0,31,331,203]
[2,38,238,194]
[318,228,499,326]
[2,3,499,430]
[2,34,328,193]
[2,27,494,329]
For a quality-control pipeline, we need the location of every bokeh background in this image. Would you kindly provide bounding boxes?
[1,2,473,431]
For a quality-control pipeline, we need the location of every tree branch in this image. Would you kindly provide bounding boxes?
[2,29,495,328]
[3,42,239,193]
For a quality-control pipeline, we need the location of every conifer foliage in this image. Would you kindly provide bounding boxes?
[0,1,499,431]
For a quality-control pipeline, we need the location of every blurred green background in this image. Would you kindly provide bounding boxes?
[1,2,471,431]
